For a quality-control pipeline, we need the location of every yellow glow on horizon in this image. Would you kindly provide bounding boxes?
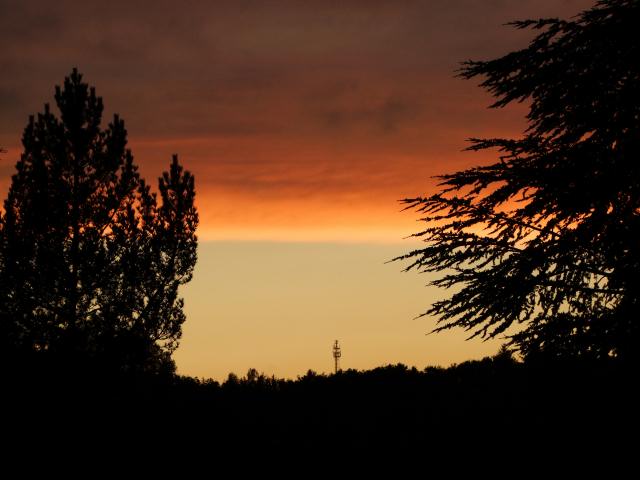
[175,241,504,381]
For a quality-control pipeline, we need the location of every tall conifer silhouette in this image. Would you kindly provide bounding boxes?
[0,69,198,373]
[397,0,640,360]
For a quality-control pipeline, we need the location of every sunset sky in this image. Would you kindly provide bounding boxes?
[0,0,593,379]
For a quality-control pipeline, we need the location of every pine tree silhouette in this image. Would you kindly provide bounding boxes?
[397,0,640,361]
[0,69,198,374]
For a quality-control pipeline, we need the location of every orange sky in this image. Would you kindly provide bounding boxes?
[0,0,595,378]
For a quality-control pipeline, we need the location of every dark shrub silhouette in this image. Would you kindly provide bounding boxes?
[0,69,198,374]
[396,0,640,361]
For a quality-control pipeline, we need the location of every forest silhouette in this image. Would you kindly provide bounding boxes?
[2,0,639,462]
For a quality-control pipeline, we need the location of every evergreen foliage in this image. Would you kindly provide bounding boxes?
[0,69,198,373]
[396,0,640,360]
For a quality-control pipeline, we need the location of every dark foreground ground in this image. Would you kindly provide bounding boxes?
[4,352,638,470]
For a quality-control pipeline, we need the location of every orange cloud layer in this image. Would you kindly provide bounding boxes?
[0,0,593,242]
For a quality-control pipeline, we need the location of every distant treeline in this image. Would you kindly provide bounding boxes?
[5,350,637,463]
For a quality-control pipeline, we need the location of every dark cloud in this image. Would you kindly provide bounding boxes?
[319,98,421,134]
[1,0,595,232]
[0,0,593,136]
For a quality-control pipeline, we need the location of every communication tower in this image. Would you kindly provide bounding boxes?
[332,340,341,374]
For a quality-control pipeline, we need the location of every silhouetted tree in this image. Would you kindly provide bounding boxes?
[397,0,640,361]
[0,69,198,373]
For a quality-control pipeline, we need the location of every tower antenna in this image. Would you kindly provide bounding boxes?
[332,340,341,374]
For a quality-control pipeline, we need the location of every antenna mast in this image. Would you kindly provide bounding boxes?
[332,340,341,374]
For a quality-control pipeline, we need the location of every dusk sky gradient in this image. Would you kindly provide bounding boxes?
[1,0,593,379]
